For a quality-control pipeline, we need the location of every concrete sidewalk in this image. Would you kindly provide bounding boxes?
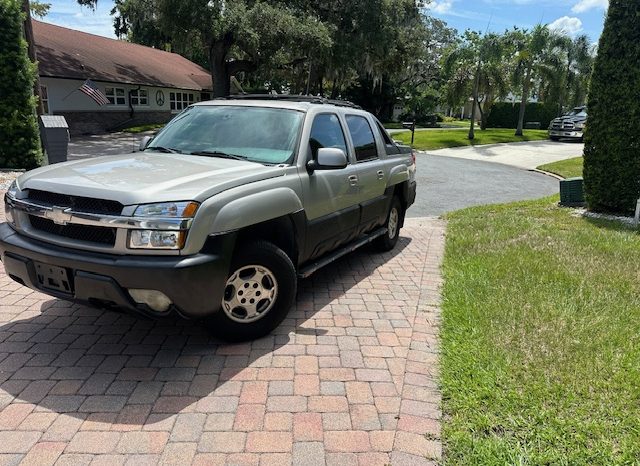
[423,140,583,170]
[68,132,154,161]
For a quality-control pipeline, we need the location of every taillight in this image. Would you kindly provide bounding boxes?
[411,150,416,165]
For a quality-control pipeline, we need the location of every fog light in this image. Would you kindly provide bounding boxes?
[128,289,172,313]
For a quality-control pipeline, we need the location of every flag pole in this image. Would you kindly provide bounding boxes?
[61,88,78,101]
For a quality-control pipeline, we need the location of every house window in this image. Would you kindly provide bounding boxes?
[169,92,195,111]
[40,85,49,114]
[130,89,148,106]
[105,87,126,105]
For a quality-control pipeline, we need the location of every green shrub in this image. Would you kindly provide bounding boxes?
[583,1,640,213]
[0,0,42,169]
[487,102,558,129]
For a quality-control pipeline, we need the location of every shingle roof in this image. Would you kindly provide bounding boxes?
[33,20,212,91]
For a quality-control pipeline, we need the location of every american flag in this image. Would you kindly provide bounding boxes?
[79,79,110,106]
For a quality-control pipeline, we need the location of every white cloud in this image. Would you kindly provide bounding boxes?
[429,0,455,14]
[548,16,583,36]
[572,0,608,13]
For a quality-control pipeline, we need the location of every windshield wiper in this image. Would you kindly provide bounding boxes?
[190,150,247,161]
[146,146,182,154]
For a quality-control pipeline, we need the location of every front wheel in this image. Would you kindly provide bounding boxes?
[374,196,403,252]
[206,241,296,342]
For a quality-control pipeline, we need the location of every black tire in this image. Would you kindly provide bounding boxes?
[206,241,296,342]
[374,196,403,252]
[550,136,560,141]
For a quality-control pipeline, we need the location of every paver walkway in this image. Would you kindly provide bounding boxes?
[0,214,446,465]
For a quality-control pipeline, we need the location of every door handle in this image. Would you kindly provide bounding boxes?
[377,170,385,180]
[348,175,359,186]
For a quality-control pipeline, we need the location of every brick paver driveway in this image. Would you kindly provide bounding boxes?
[0,217,445,465]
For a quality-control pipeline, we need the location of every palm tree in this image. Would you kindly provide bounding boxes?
[508,25,558,136]
[443,31,507,139]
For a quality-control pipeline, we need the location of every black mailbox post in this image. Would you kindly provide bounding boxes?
[39,115,70,164]
[402,121,416,146]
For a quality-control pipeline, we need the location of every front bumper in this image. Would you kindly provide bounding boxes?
[549,130,583,139]
[0,223,234,319]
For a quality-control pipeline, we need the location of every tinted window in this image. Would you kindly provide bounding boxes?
[346,115,378,161]
[309,114,347,159]
[375,121,394,145]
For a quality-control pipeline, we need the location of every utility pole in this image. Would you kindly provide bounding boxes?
[21,0,43,115]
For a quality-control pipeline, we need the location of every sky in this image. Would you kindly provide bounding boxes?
[428,0,608,41]
[41,0,609,43]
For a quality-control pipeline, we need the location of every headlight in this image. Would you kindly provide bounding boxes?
[134,201,199,217]
[129,201,198,249]
[129,230,186,250]
[4,181,18,225]
[6,181,19,199]
[575,122,585,129]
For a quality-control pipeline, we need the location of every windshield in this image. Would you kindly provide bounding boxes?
[565,107,587,117]
[148,106,304,164]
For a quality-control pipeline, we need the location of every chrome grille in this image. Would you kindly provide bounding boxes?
[27,190,123,215]
[29,215,117,246]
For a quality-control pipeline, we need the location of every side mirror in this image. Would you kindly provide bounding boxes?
[307,148,348,173]
[139,135,153,152]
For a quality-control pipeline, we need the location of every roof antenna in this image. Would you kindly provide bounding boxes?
[485,12,493,34]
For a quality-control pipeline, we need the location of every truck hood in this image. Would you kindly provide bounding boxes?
[17,153,284,206]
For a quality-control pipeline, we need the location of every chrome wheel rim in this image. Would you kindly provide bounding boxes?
[222,265,278,323]
[388,207,399,239]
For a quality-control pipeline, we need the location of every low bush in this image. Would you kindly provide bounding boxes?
[487,102,558,130]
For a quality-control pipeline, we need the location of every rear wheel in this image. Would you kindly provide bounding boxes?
[206,241,296,342]
[374,196,403,252]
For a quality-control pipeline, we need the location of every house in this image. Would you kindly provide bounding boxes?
[33,20,214,135]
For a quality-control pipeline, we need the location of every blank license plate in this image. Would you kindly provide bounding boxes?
[35,262,73,294]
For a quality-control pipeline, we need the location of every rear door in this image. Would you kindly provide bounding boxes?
[300,113,361,260]
[344,114,390,234]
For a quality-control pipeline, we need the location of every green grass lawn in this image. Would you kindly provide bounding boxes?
[441,196,640,464]
[440,120,469,128]
[538,157,584,178]
[394,128,548,150]
[121,123,165,134]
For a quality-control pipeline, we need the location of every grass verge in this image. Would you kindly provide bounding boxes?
[441,196,640,464]
[537,157,583,179]
[121,123,165,134]
[394,128,548,150]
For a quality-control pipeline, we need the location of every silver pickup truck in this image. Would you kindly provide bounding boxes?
[1,96,416,341]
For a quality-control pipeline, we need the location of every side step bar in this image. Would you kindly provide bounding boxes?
[297,227,387,279]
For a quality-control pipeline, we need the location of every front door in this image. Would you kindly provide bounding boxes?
[299,113,360,261]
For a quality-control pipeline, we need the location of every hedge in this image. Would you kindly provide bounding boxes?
[486,102,558,130]
[0,0,42,169]
[583,1,640,214]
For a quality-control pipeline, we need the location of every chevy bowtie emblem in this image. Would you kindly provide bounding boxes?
[45,207,73,225]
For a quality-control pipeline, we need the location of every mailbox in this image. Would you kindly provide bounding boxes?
[39,115,70,164]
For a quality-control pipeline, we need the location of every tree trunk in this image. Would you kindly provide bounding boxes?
[515,67,531,136]
[21,0,43,115]
[468,64,481,140]
[209,41,230,98]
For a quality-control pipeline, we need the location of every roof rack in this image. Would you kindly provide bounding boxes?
[221,94,362,109]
